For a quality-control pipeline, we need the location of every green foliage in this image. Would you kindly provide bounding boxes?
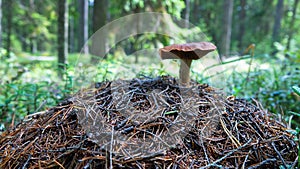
[136,62,168,78]
[2,0,57,54]
[292,86,300,96]
[2,47,299,130]
[222,55,300,127]
[110,0,185,18]
[1,0,300,56]
[0,56,78,129]
[0,80,64,127]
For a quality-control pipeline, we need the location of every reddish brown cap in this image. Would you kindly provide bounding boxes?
[159,42,217,60]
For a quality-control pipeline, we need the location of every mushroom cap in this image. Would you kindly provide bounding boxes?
[159,42,217,60]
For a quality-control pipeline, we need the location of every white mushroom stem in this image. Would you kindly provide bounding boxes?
[179,58,192,86]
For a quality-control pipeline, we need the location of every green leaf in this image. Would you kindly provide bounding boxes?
[288,111,300,117]
[292,86,300,96]
[286,129,298,135]
[164,110,178,115]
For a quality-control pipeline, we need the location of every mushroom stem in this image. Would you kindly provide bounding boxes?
[179,58,192,86]
[159,42,217,86]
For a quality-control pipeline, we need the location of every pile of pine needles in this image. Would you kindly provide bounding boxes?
[0,76,298,168]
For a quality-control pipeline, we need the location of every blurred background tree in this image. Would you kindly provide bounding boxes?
[0,0,299,58]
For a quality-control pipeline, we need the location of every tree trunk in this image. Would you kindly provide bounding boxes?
[91,0,107,61]
[5,0,12,58]
[30,38,37,53]
[0,0,2,49]
[220,0,233,57]
[78,0,89,54]
[286,0,299,51]
[191,0,199,24]
[134,5,140,64]
[238,0,246,51]
[21,31,28,52]
[261,0,273,35]
[272,0,284,43]
[57,0,68,75]
[184,0,190,28]
[69,16,74,53]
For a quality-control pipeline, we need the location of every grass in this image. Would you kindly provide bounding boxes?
[0,50,299,130]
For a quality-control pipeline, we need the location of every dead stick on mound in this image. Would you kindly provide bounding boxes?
[199,139,251,169]
[271,142,287,168]
[242,150,251,169]
[206,97,242,148]
[25,111,46,119]
[53,159,65,169]
[247,158,277,169]
[220,116,241,148]
[110,125,113,169]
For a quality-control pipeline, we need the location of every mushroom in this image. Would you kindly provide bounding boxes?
[159,42,217,86]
